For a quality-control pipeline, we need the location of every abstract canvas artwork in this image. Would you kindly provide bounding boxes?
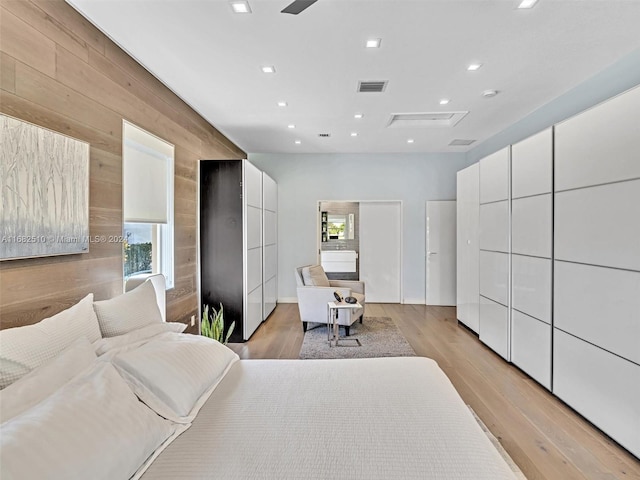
[1,114,90,260]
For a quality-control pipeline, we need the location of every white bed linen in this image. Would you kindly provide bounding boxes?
[141,357,518,480]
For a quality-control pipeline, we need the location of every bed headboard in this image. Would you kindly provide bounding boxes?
[125,273,166,322]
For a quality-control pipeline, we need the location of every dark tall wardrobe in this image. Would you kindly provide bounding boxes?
[199,159,277,342]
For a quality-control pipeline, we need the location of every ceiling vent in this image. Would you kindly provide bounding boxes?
[358,81,387,93]
[449,139,476,146]
[387,111,468,128]
[318,133,331,137]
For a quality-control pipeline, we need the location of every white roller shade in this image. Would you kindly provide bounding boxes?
[123,121,174,224]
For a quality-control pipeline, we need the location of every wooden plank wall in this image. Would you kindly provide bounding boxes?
[0,0,245,330]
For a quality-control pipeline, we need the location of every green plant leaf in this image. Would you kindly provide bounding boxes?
[224,320,235,344]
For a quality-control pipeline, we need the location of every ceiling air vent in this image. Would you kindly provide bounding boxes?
[449,139,476,146]
[358,81,388,93]
[388,111,468,128]
[318,133,331,137]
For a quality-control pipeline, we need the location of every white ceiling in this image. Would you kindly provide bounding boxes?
[67,0,640,154]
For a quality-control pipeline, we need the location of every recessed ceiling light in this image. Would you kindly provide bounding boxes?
[294,140,301,145]
[350,132,358,137]
[467,63,482,71]
[288,124,295,129]
[354,113,364,119]
[261,65,275,74]
[439,98,450,105]
[482,89,499,98]
[517,0,539,8]
[277,101,288,107]
[407,139,415,144]
[366,38,381,48]
[230,1,251,13]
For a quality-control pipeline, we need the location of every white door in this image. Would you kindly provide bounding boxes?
[426,201,457,305]
[359,202,402,303]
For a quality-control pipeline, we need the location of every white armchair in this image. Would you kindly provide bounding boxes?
[295,265,365,336]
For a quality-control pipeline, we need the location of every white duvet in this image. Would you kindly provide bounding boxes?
[141,357,518,480]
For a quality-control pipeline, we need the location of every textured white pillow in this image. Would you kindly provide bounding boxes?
[93,322,187,356]
[302,265,330,287]
[93,280,163,337]
[0,337,96,423]
[0,294,101,389]
[111,333,239,423]
[0,362,186,480]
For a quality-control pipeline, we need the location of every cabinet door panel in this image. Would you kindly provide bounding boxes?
[479,251,509,306]
[262,172,277,212]
[555,180,640,270]
[480,297,509,360]
[512,255,551,324]
[246,247,262,294]
[244,161,262,208]
[263,277,277,320]
[456,165,480,333]
[512,194,551,258]
[554,330,640,458]
[264,210,277,246]
[512,127,552,199]
[480,201,509,253]
[555,261,640,364]
[480,148,510,203]
[244,287,263,340]
[512,311,551,389]
[555,86,640,192]
[264,244,277,281]
[246,205,262,250]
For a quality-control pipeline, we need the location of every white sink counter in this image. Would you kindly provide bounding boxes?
[321,250,358,273]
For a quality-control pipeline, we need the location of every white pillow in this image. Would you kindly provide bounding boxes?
[111,332,239,423]
[92,322,187,356]
[0,293,101,389]
[0,362,186,480]
[302,265,330,287]
[0,337,96,423]
[93,280,163,337]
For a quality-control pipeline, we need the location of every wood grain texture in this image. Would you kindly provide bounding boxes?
[229,304,640,480]
[0,0,244,329]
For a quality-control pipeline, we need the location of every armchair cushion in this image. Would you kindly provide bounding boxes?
[329,279,365,295]
[301,265,330,287]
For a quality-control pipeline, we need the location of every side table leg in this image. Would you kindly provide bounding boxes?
[327,304,331,346]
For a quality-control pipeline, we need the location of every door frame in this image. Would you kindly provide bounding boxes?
[317,199,403,303]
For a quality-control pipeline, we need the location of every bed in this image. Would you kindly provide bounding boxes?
[0,275,519,480]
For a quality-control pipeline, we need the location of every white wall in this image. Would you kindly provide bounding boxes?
[249,153,470,303]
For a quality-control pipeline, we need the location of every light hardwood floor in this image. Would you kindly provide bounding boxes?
[229,303,640,480]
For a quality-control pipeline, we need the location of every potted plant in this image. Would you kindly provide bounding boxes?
[201,303,235,344]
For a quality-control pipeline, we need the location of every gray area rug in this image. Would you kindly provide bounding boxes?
[299,316,416,359]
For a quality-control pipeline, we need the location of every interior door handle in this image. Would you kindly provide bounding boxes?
[427,252,438,255]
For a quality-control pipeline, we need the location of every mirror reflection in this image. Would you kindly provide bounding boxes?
[327,214,354,240]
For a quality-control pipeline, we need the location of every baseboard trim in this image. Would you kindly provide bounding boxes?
[403,298,425,305]
[278,297,298,303]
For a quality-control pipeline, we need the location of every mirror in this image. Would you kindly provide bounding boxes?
[327,213,355,240]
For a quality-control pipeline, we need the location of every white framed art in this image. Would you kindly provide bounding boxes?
[1,114,90,261]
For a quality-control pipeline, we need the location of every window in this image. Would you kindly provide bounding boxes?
[122,121,174,289]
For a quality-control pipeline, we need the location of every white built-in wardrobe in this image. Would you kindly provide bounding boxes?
[456,85,640,458]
